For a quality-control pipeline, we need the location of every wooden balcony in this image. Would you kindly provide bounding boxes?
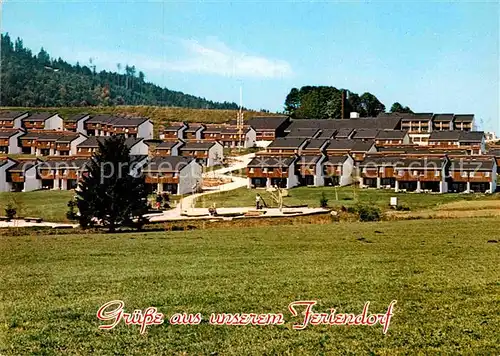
[0,122,14,128]
[7,173,24,183]
[181,152,208,158]
[20,141,36,147]
[145,176,179,184]
[396,171,441,182]
[23,122,45,129]
[36,142,55,149]
[450,172,491,183]
[247,168,288,178]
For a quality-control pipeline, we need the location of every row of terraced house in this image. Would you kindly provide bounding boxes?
[245,112,498,194]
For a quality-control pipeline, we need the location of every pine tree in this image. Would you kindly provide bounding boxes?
[76,136,148,232]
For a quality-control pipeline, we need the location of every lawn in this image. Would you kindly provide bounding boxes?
[1,218,499,354]
[194,185,500,212]
[0,190,75,222]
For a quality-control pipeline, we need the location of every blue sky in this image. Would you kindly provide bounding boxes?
[2,1,499,132]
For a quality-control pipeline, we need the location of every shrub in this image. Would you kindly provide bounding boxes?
[319,192,329,208]
[395,204,410,211]
[66,199,78,221]
[355,204,381,222]
[5,203,16,220]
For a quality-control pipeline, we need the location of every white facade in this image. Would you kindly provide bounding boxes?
[313,155,327,186]
[0,159,16,192]
[44,114,64,131]
[76,115,91,135]
[8,131,24,154]
[23,164,42,192]
[178,160,203,195]
[138,120,154,140]
[339,155,355,186]
[129,139,149,156]
[70,134,88,156]
[287,160,299,189]
[245,127,257,148]
[207,142,224,167]
[13,113,29,129]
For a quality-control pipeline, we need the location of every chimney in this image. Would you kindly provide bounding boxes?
[350,112,360,119]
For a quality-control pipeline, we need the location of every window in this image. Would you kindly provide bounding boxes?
[461,171,467,178]
[398,170,404,176]
[413,170,418,176]
[469,172,475,177]
[263,168,268,173]
[485,172,490,177]
[435,171,440,177]
[249,168,254,174]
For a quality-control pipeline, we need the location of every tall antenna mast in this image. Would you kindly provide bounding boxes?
[237,85,244,150]
[341,90,345,119]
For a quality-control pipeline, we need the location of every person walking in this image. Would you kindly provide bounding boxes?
[256,194,261,210]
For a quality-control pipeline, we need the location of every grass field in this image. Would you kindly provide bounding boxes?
[1,218,499,354]
[0,190,74,222]
[194,185,500,212]
[1,187,499,222]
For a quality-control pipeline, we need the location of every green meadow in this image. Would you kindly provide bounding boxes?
[1,218,499,354]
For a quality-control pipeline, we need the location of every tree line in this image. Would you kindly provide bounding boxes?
[0,33,239,109]
[284,86,412,119]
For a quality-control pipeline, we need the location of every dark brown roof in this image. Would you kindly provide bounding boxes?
[112,117,149,127]
[429,131,461,141]
[0,111,28,120]
[351,140,376,152]
[7,160,38,173]
[432,114,454,122]
[157,141,183,149]
[334,128,354,138]
[448,157,494,171]
[304,139,330,150]
[20,131,81,142]
[351,128,379,139]
[376,130,408,140]
[180,141,218,151]
[459,131,484,143]
[24,112,57,121]
[77,136,143,148]
[316,129,337,139]
[66,113,90,122]
[286,128,321,138]
[267,137,308,149]
[287,117,401,131]
[325,139,357,150]
[144,156,194,173]
[0,129,23,139]
[453,114,474,123]
[247,155,295,168]
[247,116,289,130]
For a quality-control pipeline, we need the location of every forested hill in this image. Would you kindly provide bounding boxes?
[0,34,239,109]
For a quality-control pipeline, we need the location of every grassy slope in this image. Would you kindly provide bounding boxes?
[1,218,499,354]
[194,185,499,211]
[0,106,281,126]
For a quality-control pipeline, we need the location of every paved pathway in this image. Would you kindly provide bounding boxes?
[148,153,254,221]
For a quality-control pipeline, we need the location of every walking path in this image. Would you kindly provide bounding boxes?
[148,153,254,221]
[147,153,330,222]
